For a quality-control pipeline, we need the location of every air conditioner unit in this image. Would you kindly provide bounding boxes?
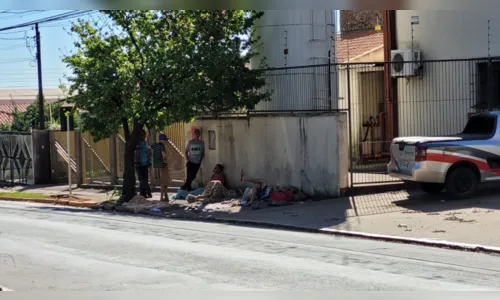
[391,49,421,77]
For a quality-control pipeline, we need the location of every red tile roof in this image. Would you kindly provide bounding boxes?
[0,99,60,126]
[0,103,30,126]
[335,30,384,63]
[0,88,69,126]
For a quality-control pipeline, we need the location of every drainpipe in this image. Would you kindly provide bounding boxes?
[383,10,399,144]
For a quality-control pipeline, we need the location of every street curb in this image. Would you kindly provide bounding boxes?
[129,209,500,256]
[3,197,500,256]
[0,197,99,209]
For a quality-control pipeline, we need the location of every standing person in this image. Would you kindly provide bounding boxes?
[134,129,152,198]
[151,133,171,202]
[181,128,205,191]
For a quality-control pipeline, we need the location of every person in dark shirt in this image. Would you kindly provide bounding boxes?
[134,129,152,198]
[151,133,170,202]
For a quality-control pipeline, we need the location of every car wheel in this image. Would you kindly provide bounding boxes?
[420,182,444,195]
[445,167,478,199]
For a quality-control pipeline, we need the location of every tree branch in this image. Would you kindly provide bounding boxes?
[121,15,146,72]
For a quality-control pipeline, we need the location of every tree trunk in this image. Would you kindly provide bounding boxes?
[117,122,143,205]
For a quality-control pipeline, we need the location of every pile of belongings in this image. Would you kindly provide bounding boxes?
[122,195,170,213]
[170,188,205,201]
[238,185,308,210]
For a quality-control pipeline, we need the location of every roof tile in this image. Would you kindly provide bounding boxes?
[335,30,384,63]
[0,103,30,126]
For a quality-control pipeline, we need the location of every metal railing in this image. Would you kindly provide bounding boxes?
[248,57,500,186]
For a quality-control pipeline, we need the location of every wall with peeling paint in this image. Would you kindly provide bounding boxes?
[184,113,348,198]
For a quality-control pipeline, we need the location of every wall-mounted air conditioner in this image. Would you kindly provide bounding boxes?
[390,49,422,77]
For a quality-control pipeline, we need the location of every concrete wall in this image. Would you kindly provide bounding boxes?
[396,10,500,60]
[251,10,335,68]
[185,114,348,198]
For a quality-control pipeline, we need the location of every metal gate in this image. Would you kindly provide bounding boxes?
[0,132,34,185]
[338,63,401,187]
[339,58,487,187]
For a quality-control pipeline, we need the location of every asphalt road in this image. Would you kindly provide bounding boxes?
[1,201,500,291]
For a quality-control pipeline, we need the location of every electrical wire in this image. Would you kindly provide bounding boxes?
[0,10,95,32]
[0,30,28,35]
[0,10,44,14]
[0,36,27,40]
[0,10,98,91]
[0,44,25,50]
[0,58,33,64]
[0,11,46,21]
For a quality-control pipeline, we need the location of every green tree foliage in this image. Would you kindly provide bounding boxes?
[63,10,269,203]
[8,100,62,132]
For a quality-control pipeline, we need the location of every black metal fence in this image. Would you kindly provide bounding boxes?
[251,64,333,112]
[251,57,500,186]
[0,131,34,185]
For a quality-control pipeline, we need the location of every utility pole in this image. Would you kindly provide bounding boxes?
[35,23,45,130]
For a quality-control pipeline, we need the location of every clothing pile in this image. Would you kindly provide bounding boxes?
[186,181,240,204]
[121,195,170,213]
[172,181,242,205]
[171,188,205,201]
[238,185,307,209]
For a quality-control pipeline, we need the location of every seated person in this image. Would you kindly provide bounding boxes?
[211,164,227,186]
[187,164,236,204]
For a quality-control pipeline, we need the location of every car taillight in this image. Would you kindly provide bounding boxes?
[415,146,428,162]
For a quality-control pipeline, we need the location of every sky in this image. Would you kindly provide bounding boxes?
[0,10,97,90]
[0,10,341,90]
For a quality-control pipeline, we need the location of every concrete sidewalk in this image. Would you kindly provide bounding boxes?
[2,184,500,248]
[199,190,500,247]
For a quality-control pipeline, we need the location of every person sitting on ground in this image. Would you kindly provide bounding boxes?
[186,164,236,204]
[211,164,227,186]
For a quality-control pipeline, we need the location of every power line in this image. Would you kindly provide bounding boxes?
[0,36,30,40]
[0,85,62,89]
[0,30,28,35]
[0,10,95,32]
[0,67,70,71]
[0,10,44,14]
[0,58,33,64]
[0,11,46,21]
[0,44,25,50]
